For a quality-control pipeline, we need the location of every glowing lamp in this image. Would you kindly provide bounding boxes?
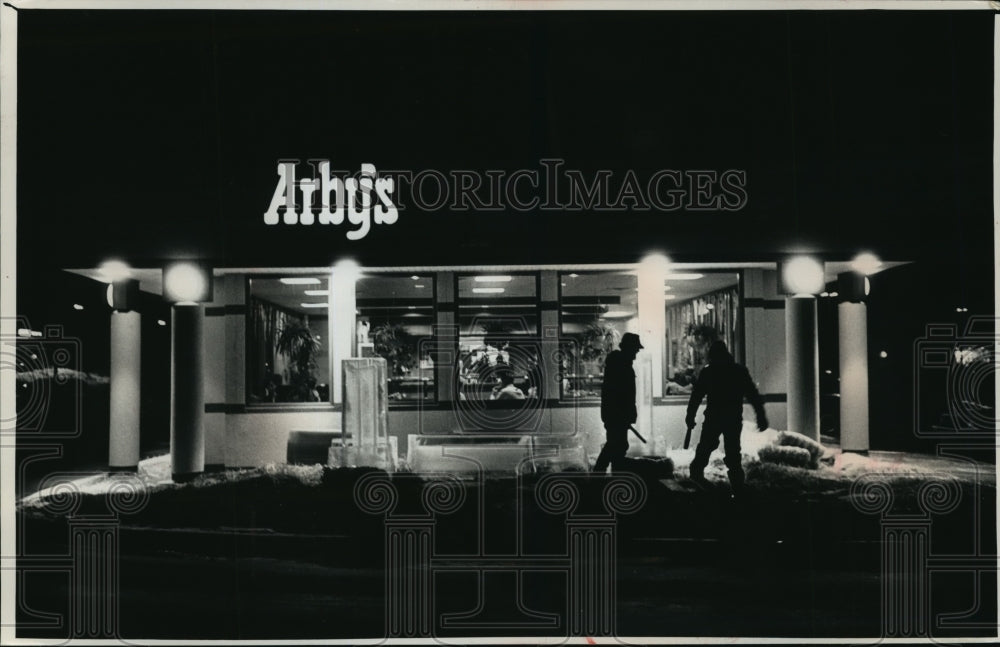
[99,259,132,282]
[851,252,882,276]
[334,258,361,279]
[163,262,213,304]
[780,256,825,295]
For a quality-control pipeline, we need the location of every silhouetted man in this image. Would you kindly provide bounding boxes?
[594,332,643,473]
[685,340,768,494]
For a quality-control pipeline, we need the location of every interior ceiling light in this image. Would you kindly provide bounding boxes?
[474,275,513,282]
[665,273,704,280]
[280,277,321,285]
[472,287,505,294]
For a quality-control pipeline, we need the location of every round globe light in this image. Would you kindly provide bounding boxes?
[334,258,361,281]
[164,262,208,303]
[782,256,825,295]
[99,259,131,282]
[851,252,882,276]
[640,252,670,270]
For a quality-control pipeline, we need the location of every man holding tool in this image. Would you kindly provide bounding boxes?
[685,340,768,495]
[593,332,645,474]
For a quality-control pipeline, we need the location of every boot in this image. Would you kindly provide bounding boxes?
[728,468,746,501]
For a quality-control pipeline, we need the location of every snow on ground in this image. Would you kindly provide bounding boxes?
[672,421,991,489]
[19,455,324,510]
[19,423,993,511]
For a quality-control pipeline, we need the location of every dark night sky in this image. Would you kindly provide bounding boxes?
[15,10,994,277]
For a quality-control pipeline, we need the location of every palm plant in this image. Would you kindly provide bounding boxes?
[371,323,416,376]
[276,321,320,401]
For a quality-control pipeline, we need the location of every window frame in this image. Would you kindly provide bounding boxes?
[244,273,335,409]
[454,271,543,408]
[355,271,439,406]
[660,268,746,402]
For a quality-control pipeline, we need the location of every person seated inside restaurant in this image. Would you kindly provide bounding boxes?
[491,369,526,401]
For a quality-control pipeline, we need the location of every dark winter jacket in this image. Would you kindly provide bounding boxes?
[601,350,637,426]
[685,357,767,429]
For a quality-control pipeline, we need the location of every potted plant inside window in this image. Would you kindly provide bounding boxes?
[276,320,321,402]
[371,323,416,376]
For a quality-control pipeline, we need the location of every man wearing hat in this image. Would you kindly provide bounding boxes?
[593,332,644,473]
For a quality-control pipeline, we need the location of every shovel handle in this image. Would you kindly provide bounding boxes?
[628,425,648,444]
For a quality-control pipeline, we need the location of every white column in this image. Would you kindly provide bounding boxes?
[637,258,667,453]
[330,265,357,405]
[785,295,820,440]
[171,304,205,481]
[109,310,141,470]
[839,301,869,452]
[636,265,666,400]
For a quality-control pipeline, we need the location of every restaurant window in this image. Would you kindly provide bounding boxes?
[664,271,741,395]
[247,275,330,404]
[356,273,436,402]
[457,273,541,403]
[559,271,638,400]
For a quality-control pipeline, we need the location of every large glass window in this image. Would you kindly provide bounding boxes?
[457,273,541,403]
[356,274,436,402]
[559,271,638,399]
[247,275,330,403]
[664,272,741,395]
